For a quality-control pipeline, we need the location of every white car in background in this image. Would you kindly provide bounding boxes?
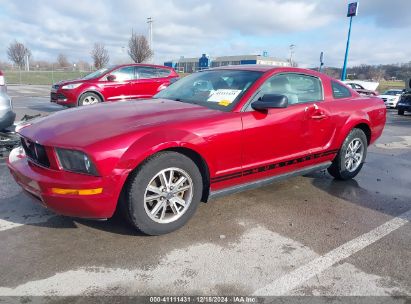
[378,89,404,108]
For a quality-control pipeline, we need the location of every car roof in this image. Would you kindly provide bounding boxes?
[207,64,322,74]
[112,63,173,70]
[205,65,330,80]
[210,64,288,72]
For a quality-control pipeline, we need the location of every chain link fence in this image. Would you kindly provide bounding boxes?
[3,68,93,85]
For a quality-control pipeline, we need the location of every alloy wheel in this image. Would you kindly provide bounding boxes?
[344,138,364,172]
[143,167,193,224]
[82,95,99,105]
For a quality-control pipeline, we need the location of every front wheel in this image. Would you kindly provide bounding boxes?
[78,92,102,106]
[123,151,203,235]
[398,109,405,115]
[327,128,367,180]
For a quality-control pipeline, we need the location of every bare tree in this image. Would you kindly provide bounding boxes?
[128,32,152,63]
[76,60,91,72]
[7,41,31,69]
[91,43,109,69]
[57,53,70,68]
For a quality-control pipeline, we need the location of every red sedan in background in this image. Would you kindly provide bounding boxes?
[51,64,179,107]
[9,66,386,235]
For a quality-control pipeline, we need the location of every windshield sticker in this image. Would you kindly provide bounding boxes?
[207,89,242,103]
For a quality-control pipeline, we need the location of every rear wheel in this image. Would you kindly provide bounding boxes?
[123,151,203,235]
[78,92,102,106]
[398,109,405,115]
[327,128,367,180]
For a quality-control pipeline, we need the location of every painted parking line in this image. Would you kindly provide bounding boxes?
[253,208,411,296]
[0,213,409,296]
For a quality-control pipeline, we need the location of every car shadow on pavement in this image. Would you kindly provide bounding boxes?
[308,150,411,220]
[0,192,146,236]
[26,104,65,113]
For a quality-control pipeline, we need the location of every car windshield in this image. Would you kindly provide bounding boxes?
[82,66,115,80]
[383,90,401,95]
[154,69,263,111]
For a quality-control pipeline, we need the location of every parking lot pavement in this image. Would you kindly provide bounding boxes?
[8,85,64,120]
[0,93,410,297]
[7,84,50,98]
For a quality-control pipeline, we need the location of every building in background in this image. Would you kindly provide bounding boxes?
[164,53,290,73]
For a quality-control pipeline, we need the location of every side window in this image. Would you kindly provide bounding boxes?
[332,81,352,99]
[156,68,171,78]
[136,67,157,79]
[255,73,323,106]
[110,66,135,81]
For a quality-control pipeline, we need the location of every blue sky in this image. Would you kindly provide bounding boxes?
[0,0,410,68]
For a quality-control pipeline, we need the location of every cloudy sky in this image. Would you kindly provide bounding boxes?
[0,0,410,68]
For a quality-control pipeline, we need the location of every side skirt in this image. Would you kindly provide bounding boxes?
[208,161,331,200]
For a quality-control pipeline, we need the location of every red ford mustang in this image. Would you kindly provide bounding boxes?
[51,63,179,107]
[8,66,386,235]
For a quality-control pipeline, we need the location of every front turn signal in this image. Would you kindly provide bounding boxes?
[51,188,103,196]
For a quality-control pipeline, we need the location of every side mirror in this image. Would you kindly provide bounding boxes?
[251,94,288,111]
[106,75,116,82]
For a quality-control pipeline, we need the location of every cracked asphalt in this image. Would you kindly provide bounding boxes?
[0,85,410,298]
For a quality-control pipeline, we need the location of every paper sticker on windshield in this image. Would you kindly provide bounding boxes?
[207,89,242,103]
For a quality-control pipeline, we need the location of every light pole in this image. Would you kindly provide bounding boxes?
[147,17,153,63]
[319,51,324,73]
[289,44,295,67]
[341,2,359,80]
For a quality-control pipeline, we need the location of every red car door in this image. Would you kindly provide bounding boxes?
[306,79,342,153]
[129,66,162,99]
[240,73,313,184]
[99,66,134,101]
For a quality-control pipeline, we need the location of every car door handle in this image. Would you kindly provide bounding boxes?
[311,113,327,120]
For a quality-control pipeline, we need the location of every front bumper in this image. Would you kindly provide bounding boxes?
[0,91,15,130]
[50,90,77,107]
[397,104,411,112]
[0,109,16,130]
[384,101,397,108]
[7,147,126,219]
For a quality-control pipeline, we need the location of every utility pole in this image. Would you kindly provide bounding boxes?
[289,44,295,67]
[25,54,30,71]
[341,2,359,80]
[147,17,153,63]
[319,51,324,73]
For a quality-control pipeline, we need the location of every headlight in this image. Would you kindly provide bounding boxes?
[55,148,99,176]
[61,83,82,90]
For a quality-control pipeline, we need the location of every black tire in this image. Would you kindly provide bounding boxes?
[327,128,367,180]
[122,151,203,235]
[78,92,102,106]
[398,109,405,115]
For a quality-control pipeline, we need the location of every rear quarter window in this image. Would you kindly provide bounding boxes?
[332,81,352,99]
[157,68,171,77]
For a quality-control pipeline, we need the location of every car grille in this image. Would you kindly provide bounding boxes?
[400,95,411,105]
[20,137,50,168]
[50,92,66,101]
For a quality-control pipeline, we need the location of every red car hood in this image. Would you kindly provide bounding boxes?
[56,79,85,86]
[19,99,224,147]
